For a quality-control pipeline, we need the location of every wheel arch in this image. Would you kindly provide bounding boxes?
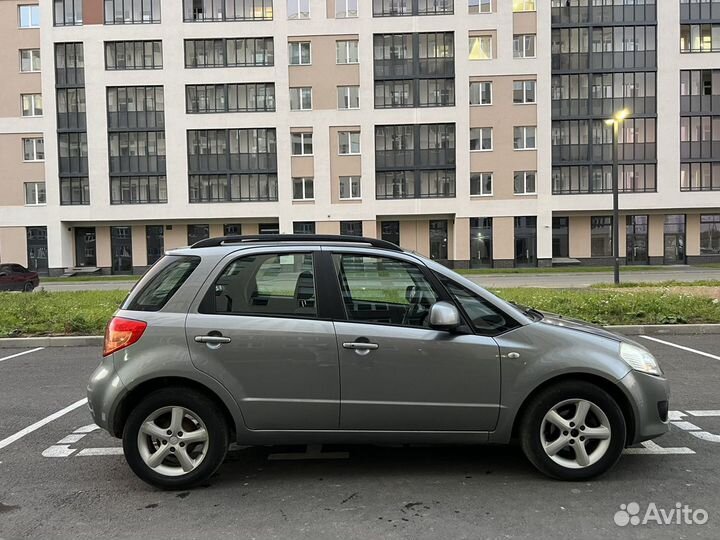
[509,373,636,446]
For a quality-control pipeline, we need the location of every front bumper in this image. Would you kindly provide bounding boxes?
[619,369,671,445]
[86,353,127,436]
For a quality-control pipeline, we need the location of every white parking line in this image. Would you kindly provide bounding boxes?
[640,336,720,361]
[686,410,720,417]
[0,398,87,452]
[623,440,695,455]
[0,347,45,364]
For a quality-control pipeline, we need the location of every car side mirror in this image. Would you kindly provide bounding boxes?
[429,301,461,331]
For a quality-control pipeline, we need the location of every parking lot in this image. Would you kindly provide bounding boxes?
[1,334,719,539]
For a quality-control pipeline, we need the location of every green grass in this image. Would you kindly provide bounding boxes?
[2,287,719,338]
[590,280,720,289]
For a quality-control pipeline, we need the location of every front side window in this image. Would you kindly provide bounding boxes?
[439,276,517,335]
[338,131,361,155]
[333,253,439,328]
[289,41,311,65]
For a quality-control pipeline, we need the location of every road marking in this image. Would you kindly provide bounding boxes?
[668,410,686,420]
[42,445,75,458]
[686,410,720,417]
[0,398,87,452]
[671,421,701,431]
[0,347,44,364]
[640,336,720,361]
[623,440,695,455]
[77,447,124,456]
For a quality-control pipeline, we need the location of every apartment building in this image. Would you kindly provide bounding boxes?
[0,0,718,274]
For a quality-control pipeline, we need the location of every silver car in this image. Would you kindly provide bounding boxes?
[87,235,670,489]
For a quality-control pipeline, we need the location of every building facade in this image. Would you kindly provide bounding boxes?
[0,0,718,274]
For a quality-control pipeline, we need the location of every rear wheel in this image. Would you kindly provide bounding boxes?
[22,282,34,292]
[519,381,626,480]
[123,387,229,489]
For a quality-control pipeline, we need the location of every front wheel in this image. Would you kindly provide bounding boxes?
[123,387,229,489]
[519,381,626,480]
[23,282,34,292]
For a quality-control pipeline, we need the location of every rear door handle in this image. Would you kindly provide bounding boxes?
[342,342,379,351]
[195,335,232,344]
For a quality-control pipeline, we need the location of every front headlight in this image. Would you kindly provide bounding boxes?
[620,342,662,376]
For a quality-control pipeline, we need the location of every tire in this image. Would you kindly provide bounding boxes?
[122,387,229,490]
[23,282,34,293]
[519,381,626,481]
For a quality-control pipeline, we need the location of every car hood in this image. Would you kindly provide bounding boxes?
[538,312,642,347]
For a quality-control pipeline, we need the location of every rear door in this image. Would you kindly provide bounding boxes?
[186,247,340,431]
[329,250,503,432]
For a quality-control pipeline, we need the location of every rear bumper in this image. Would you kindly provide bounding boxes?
[619,370,671,445]
[86,353,126,436]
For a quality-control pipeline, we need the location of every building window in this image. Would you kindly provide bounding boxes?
[338,131,361,155]
[514,126,537,150]
[470,173,493,196]
[336,40,359,64]
[146,225,164,265]
[19,5,40,28]
[186,83,276,113]
[291,132,313,155]
[340,221,363,236]
[187,224,209,245]
[470,127,492,151]
[591,216,613,257]
[189,174,278,202]
[58,132,88,175]
[289,41,311,65]
[290,87,312,110]
[469,81,492,105]
[470,217,492,267]
[552,217,569,258]
[681,162,720,191]
[469,0,491,14]
[339,176,361,199]
[183,0,273,22]
[104,0,161,24]
[185,38,274,68]
[338,86,360,109]
[469,36,492,60]
[293,221,315,234]
[56,87,86,130]
[22,94,42,117]
[54,0,82,26]
[55,42,85,86]
[681,24,720,53]
[374,0,452,16]
[287,0,309,19]
[418,79,455,107]
[513,80,536,104]
[512,0,535,12]
[701,215,720,255]
[107,86,163,130]
[513,34,536,58]
[24,182,46,205]
[23,138,44,161]
[108,132,167,174]
[60,177,90,205]
[259,223,279,234]
[105,41,162,70]
[292,177,314,200]
[110,176,168,204]
[336,0,358,18]
[374,80,413,109]
[381,221,400,244]
[20,49,41,72]
[514,171,536,194]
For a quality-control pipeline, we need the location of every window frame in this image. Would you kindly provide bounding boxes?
[514,126,537,151]
[21,93,43,117]
[469,0,491,14]
[338,131,361,155]
[287,0,310,19]
[337,85,360,109]
[289,86,313,111]
[339,175,362,200]
[292,176,314,200]
[336,0,358,18]
[20,49,41,72]
[470,172,493,196]
[336,40,359,64]
[469,81,492,106]
[470,127,493,151]
[514,170,537,195]
[24,181,46,205]
[468,35,493,60]
[288,41,312,65]
[22,137,44,161]
[18,4,40,28]
[513,34,536,59]
[513,79,536,104]
[291,132,313,156]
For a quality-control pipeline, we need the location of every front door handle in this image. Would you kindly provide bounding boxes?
[343,342,379,351]
[195,335,232,344]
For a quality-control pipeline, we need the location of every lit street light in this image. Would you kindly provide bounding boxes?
[605,108,630,285]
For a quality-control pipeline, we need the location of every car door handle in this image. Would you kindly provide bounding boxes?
[194,335,232,344]
[342,342,379,351]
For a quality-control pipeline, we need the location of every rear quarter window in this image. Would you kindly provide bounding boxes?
[123,255,200,312]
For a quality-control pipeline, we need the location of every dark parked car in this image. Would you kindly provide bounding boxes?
[0,264,40,292]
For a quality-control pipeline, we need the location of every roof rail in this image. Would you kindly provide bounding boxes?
[190,234,403,251]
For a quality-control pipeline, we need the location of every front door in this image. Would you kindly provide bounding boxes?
[74,227,96,267]
[626,215,648,265]
[515,216,537,267]
[664,215,686,264]
[111,226,133,274]
[26,227,48,273]
[330,251,501,431]
[186,249,339,430]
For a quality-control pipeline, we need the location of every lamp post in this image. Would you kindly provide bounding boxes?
[605,109,629,285]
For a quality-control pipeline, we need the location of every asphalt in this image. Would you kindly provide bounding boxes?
[35,267,720,292]
[0,335,719,539]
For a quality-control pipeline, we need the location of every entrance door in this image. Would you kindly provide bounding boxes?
[429,220,449,260]
[26,227,48,273]
[111,226,133,274]
[664,215,686,264]
[515,216,537,267]
[626,215,648,265]
[75,227,96,267]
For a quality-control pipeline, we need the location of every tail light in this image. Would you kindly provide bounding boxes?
[103,317,147,357]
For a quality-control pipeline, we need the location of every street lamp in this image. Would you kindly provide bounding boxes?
[605,108,630,285]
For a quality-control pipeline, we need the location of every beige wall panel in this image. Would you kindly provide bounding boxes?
[317,221,339,234]
[291,156,315,178]
[454,217,470,261]
[648,214,665,257]
[569,216,591,259]
[513,11,538,35]
[96,226,111,268]
[131,225,147,267]
[209,223,224,238]
[492,217,514,260]
[0,0,40,118]
[164,225,188,250]
[686,214,700,257]
[362,220,376,238]
[329,126,362,203]
[0,133,45,206]
[243,223,260,235]
[0,227,27,265]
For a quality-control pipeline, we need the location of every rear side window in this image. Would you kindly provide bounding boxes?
[124,255,200,312]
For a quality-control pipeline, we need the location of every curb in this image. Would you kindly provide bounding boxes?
[2,324,720,348]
